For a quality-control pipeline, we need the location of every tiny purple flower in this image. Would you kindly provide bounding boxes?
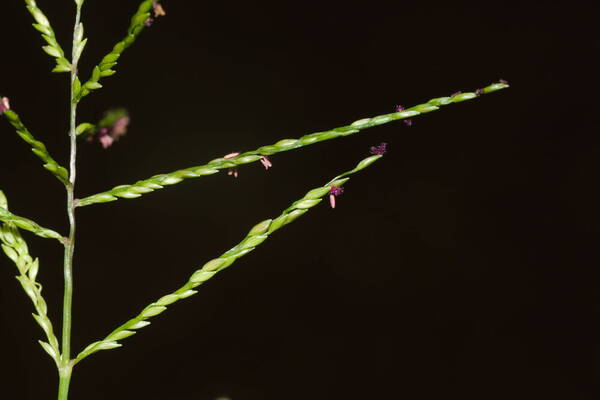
[97,128,113,149]
[153,1,166,17]
[88,113,130,149]
[370,143,387,155]
[499,79,508,85]
[395,105,412,126]
[475,88,484,96]
[0,97,10,115]
[223,152,240,159]
[260,156,272,169]
[112,116,130,138]
[330,186,344,196]
[144,18,154,27]
[224,153,240,177]
[329,186,344,209]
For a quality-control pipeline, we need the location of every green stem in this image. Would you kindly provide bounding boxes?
[62,81,77,363]
[57,364,73,400]
[58,2,82,399]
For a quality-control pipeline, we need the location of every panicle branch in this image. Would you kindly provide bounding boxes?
[0,191,61,365]
[77,81,508,207]
[24,0,72,73]
[75,1,166,101]
[1,104,69,185]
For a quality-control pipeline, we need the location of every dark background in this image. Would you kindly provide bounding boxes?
[0,1,598,399]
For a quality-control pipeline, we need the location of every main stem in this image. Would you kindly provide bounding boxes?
[58,3,82,400]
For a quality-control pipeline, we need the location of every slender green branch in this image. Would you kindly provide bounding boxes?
[0,205,65,243]
[75,0,165,100]
[73,153,383,364]
[24,0,72,73]
[0,191,61,366]
[1,108,69,185]
[77,82,509,207]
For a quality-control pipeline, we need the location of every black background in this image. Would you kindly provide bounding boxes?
[1,1,598,399]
